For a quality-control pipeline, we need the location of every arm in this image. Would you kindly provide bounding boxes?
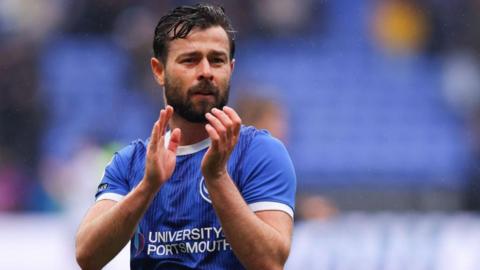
[76,181,160,270]
[207,174,293,270]
[75,106,181,270]
[202,107,293,270]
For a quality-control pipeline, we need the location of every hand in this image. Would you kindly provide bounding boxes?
[201,106,242,181]
[144,105,181,190]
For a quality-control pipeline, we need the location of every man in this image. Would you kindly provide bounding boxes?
[75,4,296,270]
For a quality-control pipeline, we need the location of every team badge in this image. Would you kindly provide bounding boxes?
[199,177,212,204]
[133,226,145,257]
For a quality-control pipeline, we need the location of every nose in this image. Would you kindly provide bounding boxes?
[197,58,213,81]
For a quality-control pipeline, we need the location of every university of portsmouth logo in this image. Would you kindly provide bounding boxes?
[199,177,212,204]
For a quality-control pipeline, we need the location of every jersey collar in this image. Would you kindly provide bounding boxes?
[164,130,211,156]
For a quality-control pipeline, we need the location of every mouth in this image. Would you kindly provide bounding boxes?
[193,91,214,96]
[189,80,219,99]
[192,87,215,93]
[190,89,216,98]
[191,93,215,101]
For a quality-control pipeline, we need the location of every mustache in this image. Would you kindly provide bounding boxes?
[187,80,219,96]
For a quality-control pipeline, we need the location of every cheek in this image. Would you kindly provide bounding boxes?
[216,68,232,86]
[166,69,187,87]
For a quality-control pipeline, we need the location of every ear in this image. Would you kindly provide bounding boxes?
[151,57,165,86]
[230,58,235,73]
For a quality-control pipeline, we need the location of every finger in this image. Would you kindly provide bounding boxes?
[167,128,181,153]
[205,123,220,150]
[205,112,227,146]
[211,108,233,141]
[155,109,167,147]
[158,108,169,136]
[149,121,160,152]
[223,106,242,136]
[156,106,174,150]
[164,105,174,134]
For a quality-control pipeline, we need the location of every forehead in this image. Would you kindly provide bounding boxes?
[167,26,230,58]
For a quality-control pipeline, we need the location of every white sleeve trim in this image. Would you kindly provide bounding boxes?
[248,201,294,219]
[96,193,125,202]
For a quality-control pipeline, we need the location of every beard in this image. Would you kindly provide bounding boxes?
[164,76,229,123]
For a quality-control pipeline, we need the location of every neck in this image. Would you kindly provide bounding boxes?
[169,114,209,145]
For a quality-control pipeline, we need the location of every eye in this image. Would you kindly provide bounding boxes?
[181,58,195,64]
[211,57,226,64]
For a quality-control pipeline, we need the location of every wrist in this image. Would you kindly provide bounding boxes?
[137,178,162,199]
[204,169,229,183]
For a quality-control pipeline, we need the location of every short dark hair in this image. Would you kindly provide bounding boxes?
[153,3,236,64]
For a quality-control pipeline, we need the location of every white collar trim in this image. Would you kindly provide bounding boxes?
[164,130,211,156]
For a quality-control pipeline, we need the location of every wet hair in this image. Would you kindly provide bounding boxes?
[153,3,236,63]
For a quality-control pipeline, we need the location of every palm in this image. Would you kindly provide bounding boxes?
[201,145,229,179]
[201,107,241,180]
[144,106,181,188]
[146,146,176,184]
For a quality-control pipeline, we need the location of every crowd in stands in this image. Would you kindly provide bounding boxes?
[1,0,480,213]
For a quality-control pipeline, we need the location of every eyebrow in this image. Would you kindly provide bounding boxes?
[176,51,202,59]
[176,50,228,60]
[208,50,228,57]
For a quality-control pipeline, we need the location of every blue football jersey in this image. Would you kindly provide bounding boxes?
[95,126,296,269]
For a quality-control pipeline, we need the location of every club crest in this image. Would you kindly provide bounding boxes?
[199,177,212,204]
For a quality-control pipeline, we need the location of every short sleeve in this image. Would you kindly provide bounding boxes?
[240,131,297,218]
[95,144,135,202]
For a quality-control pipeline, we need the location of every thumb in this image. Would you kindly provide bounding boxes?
[167,128,181,153]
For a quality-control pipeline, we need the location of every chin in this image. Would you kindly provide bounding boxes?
[195,102,216,113]
[185,115,208,124]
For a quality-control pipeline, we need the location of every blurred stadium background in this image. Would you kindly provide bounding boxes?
[2,0,480,269]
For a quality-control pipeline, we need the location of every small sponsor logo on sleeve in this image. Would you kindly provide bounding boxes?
[97,183,109,193]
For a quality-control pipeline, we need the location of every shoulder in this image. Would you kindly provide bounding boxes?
[116,139,147,157]
[239,126,289,157]
[235,127,296,216]
[98,139,147,192]
[110,139,148,169]
[235,126,294,177]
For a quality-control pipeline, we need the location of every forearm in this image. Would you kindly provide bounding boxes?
[76,180,158,270]
[206,174,290,270]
